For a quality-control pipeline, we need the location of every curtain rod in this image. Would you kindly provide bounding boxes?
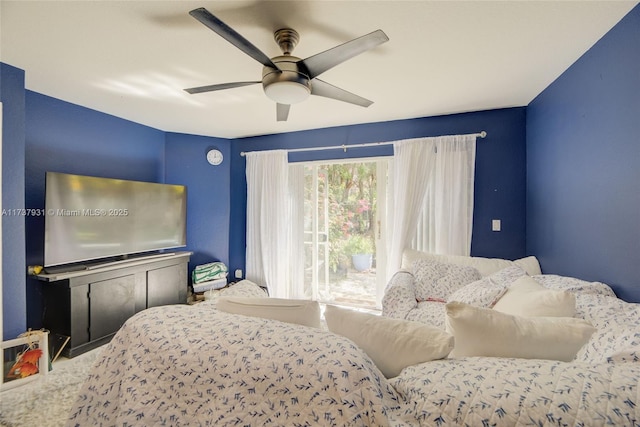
[240,131,486,157]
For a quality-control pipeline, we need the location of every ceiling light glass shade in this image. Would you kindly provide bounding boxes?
[264,81,311,104]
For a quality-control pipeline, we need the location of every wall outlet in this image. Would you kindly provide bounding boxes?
[234,269,243,279]
[492,219,501,232]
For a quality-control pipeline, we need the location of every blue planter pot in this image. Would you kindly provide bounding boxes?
[352,254,373,272]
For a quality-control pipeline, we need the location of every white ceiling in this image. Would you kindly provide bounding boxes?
[1,1,636,139]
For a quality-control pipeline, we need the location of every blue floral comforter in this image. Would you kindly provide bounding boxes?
[67,304,411,426]
[68,275,640,426]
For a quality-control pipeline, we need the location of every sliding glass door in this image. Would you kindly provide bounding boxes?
[301,159,387,309]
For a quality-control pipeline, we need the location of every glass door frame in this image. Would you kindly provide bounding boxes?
[298,156,388,309]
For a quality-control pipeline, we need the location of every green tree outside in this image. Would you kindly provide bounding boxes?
[323,162,377,274]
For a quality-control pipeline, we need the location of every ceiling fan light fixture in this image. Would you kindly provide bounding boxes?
[264,81,311,104]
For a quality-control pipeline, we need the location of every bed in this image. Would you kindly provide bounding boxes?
[66,297,409,426]
[67,265,640,426]
[386,273,640,426]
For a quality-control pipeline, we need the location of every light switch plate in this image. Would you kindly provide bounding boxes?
[492,219,501,232]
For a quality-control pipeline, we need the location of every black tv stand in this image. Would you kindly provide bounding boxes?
[43,263,87,275]
[36,251,191,357]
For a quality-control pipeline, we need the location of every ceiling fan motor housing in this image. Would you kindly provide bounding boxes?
[262,56,312,104]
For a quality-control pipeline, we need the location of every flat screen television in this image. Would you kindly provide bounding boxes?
[44,172,187,267]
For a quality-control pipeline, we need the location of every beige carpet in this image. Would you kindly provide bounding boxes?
[0,347,102,427]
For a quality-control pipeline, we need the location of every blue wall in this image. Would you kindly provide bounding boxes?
[20,94,232,331]
[24,91,167,328]
[229,107,528,276]
[165,133,232,273]
[0,62,230,336]
[527,4,640,301]
[1,63,27,339]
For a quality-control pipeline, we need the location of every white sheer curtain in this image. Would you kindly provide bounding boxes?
[386,137,437,278]
[245,150,291,297]
[287,163,306,298]
[245,151,305,298]
[386,134,477,278]
[416,135,477,255]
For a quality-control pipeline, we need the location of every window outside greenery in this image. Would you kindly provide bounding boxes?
[325,163,377,275]
[303,161,378,308]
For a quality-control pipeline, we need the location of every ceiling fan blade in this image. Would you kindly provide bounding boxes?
[276,103,290,121]
[184,81,261,94]
[301,29,388,79]
[189,7,279,69]
[310,79,373,107]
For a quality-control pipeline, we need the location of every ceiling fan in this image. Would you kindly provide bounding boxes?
[184,7,389,121]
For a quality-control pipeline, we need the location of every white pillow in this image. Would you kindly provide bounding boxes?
[447,265,527,308]
[513,256,542,276]
[493,275,576,317]
[324,305,454,378]
[445,302,595,362]
[216,297,321,328]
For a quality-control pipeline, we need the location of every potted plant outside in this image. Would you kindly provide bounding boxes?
[345,234,375,272]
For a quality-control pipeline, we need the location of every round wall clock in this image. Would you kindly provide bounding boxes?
[206,149,223,166]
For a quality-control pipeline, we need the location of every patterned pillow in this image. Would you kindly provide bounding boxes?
[447,265,527,308]
[382,270,419,319]
[411,259,481,302]
[531,274,616,297]
[216,279,269,298]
